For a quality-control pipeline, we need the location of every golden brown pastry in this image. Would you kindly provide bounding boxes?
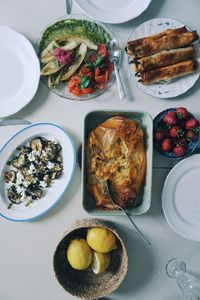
[125,26,188,51]
[139,59,197,84]
[127,31,199,58]
[86,116,146,209]
[133,46,196,73]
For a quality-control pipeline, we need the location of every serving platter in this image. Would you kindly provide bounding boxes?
[37,14,120,101]
[127,18,200,98]
[0,26,40,117]
[162,154,200,241]
[73,0,152,24]
[0,123,76,222]
[82,110,153,216]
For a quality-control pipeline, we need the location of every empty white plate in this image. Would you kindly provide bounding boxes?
[0,123,76,222]
[162,155,200,241]
[0,26,40,117]
[74,0,152,24]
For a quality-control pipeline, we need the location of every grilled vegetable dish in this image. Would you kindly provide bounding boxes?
[4,137,63,208]
[39,19,114,96]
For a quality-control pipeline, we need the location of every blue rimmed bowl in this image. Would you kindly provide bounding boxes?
[153,108,199,160]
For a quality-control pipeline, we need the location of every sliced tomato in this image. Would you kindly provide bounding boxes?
[105,61,114,73]
[104,51,110,59]
[87,71,93,78]
[71,86,83,96]
[95,74,106,83]
[95,67,100,77]
[79,64,91,75]
[96,83,105,90]
[68,86,74,92]
[68,75,81,88]
[89,53,97,63]
[97,44,107,58]
[81,87,94,94]
[105,70,109,83]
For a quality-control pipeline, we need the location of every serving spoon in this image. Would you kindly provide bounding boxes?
[106,180,151,245]
[108,40,126,100]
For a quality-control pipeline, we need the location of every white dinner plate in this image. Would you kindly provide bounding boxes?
[162,155,200,241]
[127,18,200,98]
[73,0,152,24]
[0,26,40,117]
[0,123,76,222]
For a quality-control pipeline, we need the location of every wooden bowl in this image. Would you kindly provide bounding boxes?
[53,218,128,299]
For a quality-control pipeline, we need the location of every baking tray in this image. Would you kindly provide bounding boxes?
[82,110,153,215]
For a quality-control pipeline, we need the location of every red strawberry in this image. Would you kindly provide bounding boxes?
[155,131,165,142]
[186,130,196,141]
[173,145,186,157]
[170,126,185,138]
[161,138,173,152]
[163,111,177,126]
[185,117,199,130]
[179,137,188,147]
[176,107,189,120]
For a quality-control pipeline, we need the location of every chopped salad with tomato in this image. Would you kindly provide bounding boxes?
[67,44,114,97]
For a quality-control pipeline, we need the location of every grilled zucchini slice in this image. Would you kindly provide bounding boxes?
[30,137,46,154]
[12,154,26,169]
[7,186,22,204]
[4,170,16,183]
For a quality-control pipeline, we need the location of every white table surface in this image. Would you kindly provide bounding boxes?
[1,1,200,300]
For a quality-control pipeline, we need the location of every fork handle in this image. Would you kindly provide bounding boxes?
[121,207,151,245]
[114,62,126,100]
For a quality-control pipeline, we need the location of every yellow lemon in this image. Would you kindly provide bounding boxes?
[91,251,111,274]
[86,227,117,253]
[67,238,92,270]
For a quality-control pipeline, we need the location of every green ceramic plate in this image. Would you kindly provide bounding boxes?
[82,110,153,215]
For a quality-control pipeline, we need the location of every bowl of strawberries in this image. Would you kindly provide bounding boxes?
[154,107,199,159]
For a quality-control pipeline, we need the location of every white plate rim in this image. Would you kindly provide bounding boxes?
[0,26,40,117]
[73,0,152,24]
[0,122,76,222]
[162,154,200,241]
[127,17,200,99]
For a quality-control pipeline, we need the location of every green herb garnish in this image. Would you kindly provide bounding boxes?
[7,203,13,209]
[79,75,90,89]
[85,56,104,68]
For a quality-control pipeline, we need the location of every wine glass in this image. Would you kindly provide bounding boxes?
[166,258,200,300]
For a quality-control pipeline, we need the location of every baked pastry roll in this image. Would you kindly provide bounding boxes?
[127,31,199,58]
[86,116,146,209]
[139,59,197,84]
[126,26,188,51]
[133,46,196,73]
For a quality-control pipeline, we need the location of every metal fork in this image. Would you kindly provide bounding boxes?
[106,180,151,245]
[0,118,31,126]
[66,0,72,14]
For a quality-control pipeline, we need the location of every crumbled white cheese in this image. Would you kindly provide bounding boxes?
[16,185,25,194]
[39,181,47,188]
[28,163,36,174]
[16,172,24,185]
[46,161,55,169]
[20,190,27,201]
[23,180,29,188]
[27,150,40,162]
[27,152,36,162]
